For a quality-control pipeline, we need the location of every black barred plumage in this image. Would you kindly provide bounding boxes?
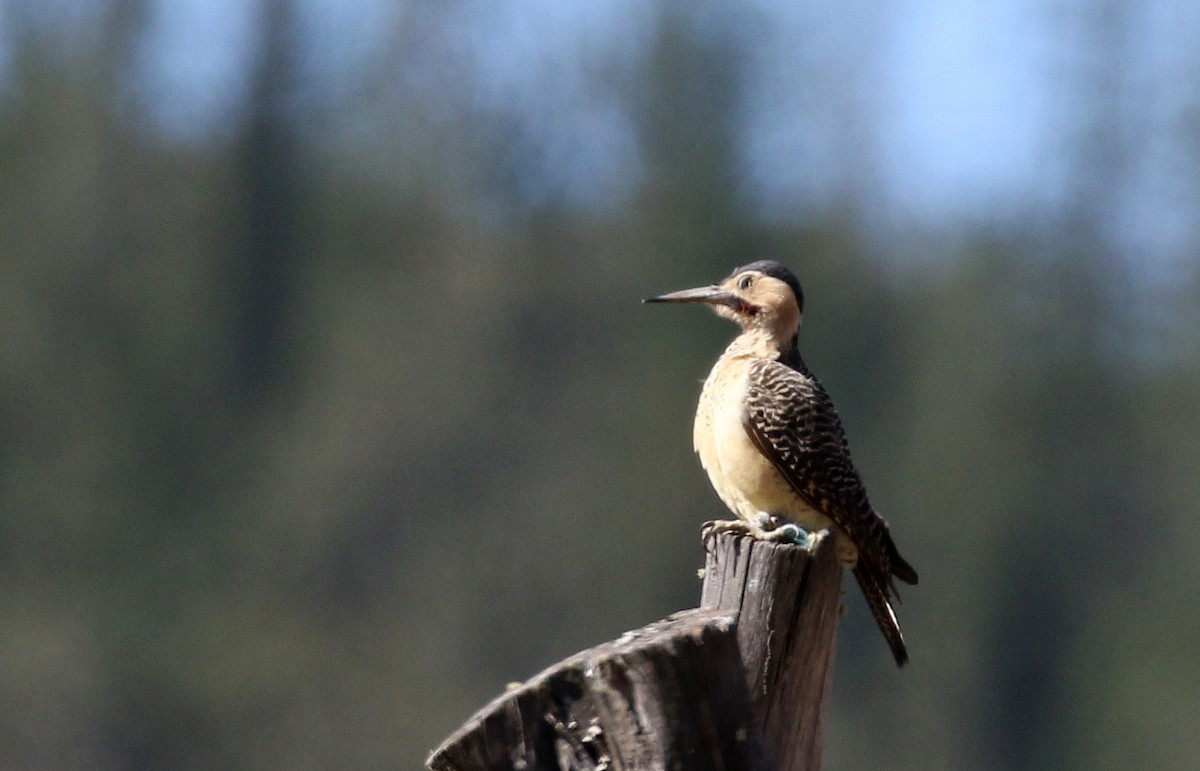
[646,259,919,667]
[743,357,917,665]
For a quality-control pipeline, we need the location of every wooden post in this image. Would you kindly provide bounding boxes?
[426,608,770,771]
[427,531,843,771]
[701,532,844,771]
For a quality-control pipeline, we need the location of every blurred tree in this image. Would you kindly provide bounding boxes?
[628,0,760,271]
[980,3,1140,767]
[227,0,306,406]
[0,0,1198,769]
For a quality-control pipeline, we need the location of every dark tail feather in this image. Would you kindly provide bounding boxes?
[889,544,919,586]
[853,564,909,667]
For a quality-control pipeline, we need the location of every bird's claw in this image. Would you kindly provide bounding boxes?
[701,518,752,548]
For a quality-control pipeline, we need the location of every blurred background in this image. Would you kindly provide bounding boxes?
[2,0,1199,768]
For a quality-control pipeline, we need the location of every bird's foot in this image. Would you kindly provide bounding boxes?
[756,520,824,550]
[701,518,753,547]
[758,514,830,551]
[757,521,807,544]
[701,516,827,552]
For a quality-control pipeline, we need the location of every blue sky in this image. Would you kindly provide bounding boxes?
[97,0,1200,276]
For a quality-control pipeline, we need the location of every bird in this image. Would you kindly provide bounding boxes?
[645,260,918,666]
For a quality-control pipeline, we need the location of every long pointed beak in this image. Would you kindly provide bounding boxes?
[643,285,737,306]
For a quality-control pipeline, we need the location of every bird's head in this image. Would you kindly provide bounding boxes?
[644,260,804,344]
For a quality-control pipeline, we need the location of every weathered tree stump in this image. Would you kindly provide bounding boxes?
[701,532,843,771]
[426,608,769,770]
[427,531,843,771]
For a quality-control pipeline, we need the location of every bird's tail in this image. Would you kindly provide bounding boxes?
[852,564,908,667]
[889,545,919,586]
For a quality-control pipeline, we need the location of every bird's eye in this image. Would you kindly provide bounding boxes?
[737,274,754,290]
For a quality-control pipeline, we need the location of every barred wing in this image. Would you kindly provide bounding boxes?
[741,358,917,586]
